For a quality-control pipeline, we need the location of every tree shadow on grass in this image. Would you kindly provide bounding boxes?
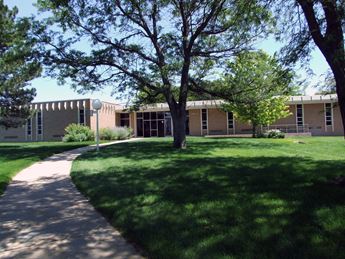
[0,144,89,162]
[72,149,345,259]
[80,139,288,163]
[0,176,140,258]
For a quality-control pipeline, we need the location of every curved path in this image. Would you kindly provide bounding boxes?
[0,139,143,259]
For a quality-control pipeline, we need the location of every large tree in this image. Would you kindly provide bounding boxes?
[0,0,41,128]
[220,51,294,137]
[272,0,345,136]
[37,0,271,148]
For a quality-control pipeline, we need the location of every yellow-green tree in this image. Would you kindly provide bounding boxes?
[221,51,294,137]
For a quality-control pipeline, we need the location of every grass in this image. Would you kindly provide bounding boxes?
[0,141,96,195]
[71,137,345,258]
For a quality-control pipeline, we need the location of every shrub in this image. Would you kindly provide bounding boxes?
[63,123,94,142]
[100,128,116,140]
[99,127,132,140]
[260,129,285,139]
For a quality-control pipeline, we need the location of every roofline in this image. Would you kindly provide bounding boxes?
[133,94,339,111]
[32,98,91,104]
[31,94,339,111]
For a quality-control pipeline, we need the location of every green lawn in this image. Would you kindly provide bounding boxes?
[71,137,345,259]
[0,141,95,195]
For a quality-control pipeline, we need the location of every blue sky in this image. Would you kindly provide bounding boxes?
[5,0,329,103]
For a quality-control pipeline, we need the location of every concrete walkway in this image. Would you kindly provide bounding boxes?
[0,139,143,259]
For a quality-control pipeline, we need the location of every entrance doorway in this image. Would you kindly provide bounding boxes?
[136,111,189,137]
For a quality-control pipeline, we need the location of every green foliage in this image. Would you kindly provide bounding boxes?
[99,127,132,141]
[221,51,293,136]
[37,0,273,147]
[0,0,41,128]
[316,69,337,95]
[259,129,285,139]
[99,128,114,141]
[0,141,91,195]
[271,1,345,137]
[62,123,94,142]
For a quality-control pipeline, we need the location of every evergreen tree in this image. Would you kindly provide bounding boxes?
[0,0,41,128]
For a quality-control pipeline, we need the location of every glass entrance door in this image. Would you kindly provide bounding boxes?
[165,112,172,136]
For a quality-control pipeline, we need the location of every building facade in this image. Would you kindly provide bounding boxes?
[0,95,343,142]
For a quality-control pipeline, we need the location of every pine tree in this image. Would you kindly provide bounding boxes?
[0,0,41,128]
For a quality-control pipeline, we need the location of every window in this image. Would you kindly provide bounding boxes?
[37,111,43,135]
[120,113,130,127]
[325,103,333,126]
[27,118,32,136]
[79,109,85,125]
[136,113,143,137]
[227,112,234,129]
[296,104,303,126]
[202,109,208,130]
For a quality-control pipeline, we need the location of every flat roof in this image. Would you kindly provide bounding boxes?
[134,94,338,111]
[30,94,339,111]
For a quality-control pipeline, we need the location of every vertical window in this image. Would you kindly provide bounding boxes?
[37,111,43,135]
[202,109,208,130]
[296,104,303,126]
[120,113,130,127]
[325,103,333,126]
[136,113,143,137]
[79,109,85,125]
[165,112,172,136]
[227,112,234,129]
[27,118,32,136]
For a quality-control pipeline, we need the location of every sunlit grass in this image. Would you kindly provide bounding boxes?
[0,141,94,195]
[71,137,345,258]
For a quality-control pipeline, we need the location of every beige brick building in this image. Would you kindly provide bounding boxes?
[0,94,343,142]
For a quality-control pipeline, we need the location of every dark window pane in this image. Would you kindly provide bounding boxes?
[158,120,165,137]
[151,112,157,120]
[144,121,150,137]
[120,113,129,119]
[151,120,157,129]
[120,120,130,127]
[144,112,150,120]
[326,120,332,126]
[202,109,207,120]
[79,109,85,124]
[151,130,157,136]
[137,119,143,136]
[157,112,164,119]
[137,112,143,118]
[165,117,172,135]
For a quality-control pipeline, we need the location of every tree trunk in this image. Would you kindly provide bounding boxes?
[333,67,345,139]
[170,106,187,149]
[298,0,345,137]
[252,124,257,138]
